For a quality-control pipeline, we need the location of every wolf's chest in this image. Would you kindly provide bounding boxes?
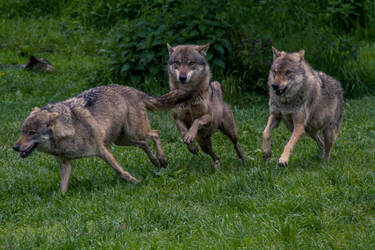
[174,103,207,122]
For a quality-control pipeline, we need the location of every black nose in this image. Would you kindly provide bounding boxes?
[13,144,20,152]
[272,82,279,90]
[179,75,187,83]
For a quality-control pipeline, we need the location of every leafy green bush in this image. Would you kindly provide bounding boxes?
[227,0,375,96]
[4,0,375,96]
[107,0,375,96]
[109,0,232,88]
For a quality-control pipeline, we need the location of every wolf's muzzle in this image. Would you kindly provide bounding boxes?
[272,82,280,90]
[179,75,187,83]
[272,82,288,96]
[13,143,38,158]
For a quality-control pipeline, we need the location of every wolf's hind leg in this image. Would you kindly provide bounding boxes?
[323,129,338,160]
[134,140,162,167]
[310,131,325,159]
[55,156,73,194]
[148,130,168,167]
[197,136,220,169]
[219,107,245,162]
[98,146,139,183]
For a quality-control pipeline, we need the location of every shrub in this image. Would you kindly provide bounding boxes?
[227,0,375,96]
[109,0,233,90]
[4,0,374,96]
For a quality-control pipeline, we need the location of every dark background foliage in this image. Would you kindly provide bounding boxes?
[107,0,375,96]
[2,0,375,96]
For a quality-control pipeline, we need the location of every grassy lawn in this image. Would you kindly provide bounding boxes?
[1,16,375,249]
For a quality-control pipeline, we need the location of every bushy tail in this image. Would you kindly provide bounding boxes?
[142,89,192,112]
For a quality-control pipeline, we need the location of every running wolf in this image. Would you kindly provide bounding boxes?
[13,84,191,194]
[167,43,245,168]
[262,47,344,166]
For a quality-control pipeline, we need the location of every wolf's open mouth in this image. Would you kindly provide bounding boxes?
[276,86,288,96]
[20,143,38,158]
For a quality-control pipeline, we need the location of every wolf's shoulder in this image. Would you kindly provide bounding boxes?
[315,71,342,90]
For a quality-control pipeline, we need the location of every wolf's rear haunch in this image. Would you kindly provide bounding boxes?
[13,84,191,194]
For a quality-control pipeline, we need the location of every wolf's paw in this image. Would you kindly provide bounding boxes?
[187,143,199,155]
[277,156,289,166]
[158,155,168,168]
[213,160,221,169]
[262,149,272,159]
[131,177,140,184]
[240,156,247,163]
[150,157,161,167]
[183,132,195,144]
[123,174,140,184]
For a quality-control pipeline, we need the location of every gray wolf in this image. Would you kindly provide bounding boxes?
[167,43,245,168]
[262,47,344,166]
[13,84,191,194]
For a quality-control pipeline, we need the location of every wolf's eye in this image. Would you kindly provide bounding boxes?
[188,62,195,66]
[173,62,180,69]
[28,131,36,136]
[285,70,292,75]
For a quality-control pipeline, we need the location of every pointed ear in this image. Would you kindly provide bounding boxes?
[167,43,174,56]
[31,107,40,113]
[48,112,59,121]
[272,46,282,59]
[298,49,305,58]
[195,44,210,56]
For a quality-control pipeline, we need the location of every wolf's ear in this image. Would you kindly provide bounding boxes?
[272,46,282,59]
[195,44,210,56]
[31,107,40,113]
[48,112,59,121]
[298,49,305,59]
[167,43,174,56]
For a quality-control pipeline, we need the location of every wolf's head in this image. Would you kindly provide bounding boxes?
[268,47,306,98]
[167,44,211,91]
[13,107,58,158]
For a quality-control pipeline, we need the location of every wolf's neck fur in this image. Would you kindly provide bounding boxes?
[169,66,212,102]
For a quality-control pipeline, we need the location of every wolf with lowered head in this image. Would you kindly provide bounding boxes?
[262,47,344,166]
[167,43,245,168]
[13,84,191,194]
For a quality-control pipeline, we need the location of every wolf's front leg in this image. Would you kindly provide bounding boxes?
[278,119,305,166]
[262,114,280,159]
[174,118,199,154]
[55,156,73,194]
[183,114,212,144]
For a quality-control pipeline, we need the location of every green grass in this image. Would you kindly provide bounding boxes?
[1,15,375,249]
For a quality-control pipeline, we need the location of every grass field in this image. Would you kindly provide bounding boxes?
[1,16,375,249]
